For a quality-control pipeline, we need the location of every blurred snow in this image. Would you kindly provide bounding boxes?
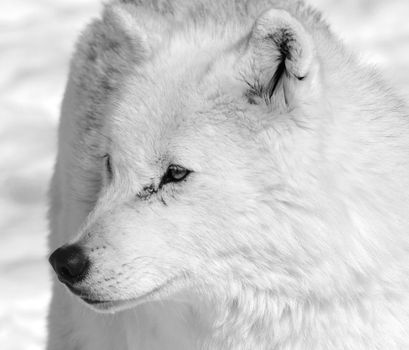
[310,0,409,96]
[0,0,408,349]
[0,1,100,349]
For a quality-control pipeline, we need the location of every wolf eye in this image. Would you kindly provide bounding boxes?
[103,154,113,179]
[160,165,191,186]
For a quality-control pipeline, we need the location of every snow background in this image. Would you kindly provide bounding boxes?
[0,1,408,349]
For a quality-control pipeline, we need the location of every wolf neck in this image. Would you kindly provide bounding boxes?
[124,288,398,350]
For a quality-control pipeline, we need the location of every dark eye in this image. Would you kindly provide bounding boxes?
[103,154,113,180]
[160,164,191,187]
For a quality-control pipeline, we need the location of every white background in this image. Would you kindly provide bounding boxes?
[1,1,408,349]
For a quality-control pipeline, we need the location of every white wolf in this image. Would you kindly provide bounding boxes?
[47,0,409,349]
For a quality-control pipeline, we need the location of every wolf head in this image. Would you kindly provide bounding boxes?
[49,1,409,313]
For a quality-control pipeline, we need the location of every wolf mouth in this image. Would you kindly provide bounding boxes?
[67,275,183,311]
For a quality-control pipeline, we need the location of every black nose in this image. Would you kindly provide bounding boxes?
[49,244,89,285]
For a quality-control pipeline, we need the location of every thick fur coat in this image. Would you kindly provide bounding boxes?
[47,0,409,349]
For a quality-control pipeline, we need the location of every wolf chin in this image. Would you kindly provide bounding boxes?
[47,0,409,349]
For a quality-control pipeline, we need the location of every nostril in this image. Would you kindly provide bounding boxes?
[49,244,90,285]
[60,266,74,279]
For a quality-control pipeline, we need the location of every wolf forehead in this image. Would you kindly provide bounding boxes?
[105,78,260,178]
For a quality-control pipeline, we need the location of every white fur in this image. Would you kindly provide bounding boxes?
[47,0,409,349]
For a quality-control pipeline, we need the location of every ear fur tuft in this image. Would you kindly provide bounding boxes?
[248,8,317,108]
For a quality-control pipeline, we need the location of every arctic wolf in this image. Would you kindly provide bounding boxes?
[47,0,409,349]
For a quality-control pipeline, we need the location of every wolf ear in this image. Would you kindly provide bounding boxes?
[246,9,319,110]
[102,4,165,56]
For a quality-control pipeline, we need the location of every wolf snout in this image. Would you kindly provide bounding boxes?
[49,244,90,286]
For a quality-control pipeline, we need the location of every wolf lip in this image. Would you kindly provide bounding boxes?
[65,284,86,296]
[81,297,108,305]
[65,284,105,304]
[64,282,116,306]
